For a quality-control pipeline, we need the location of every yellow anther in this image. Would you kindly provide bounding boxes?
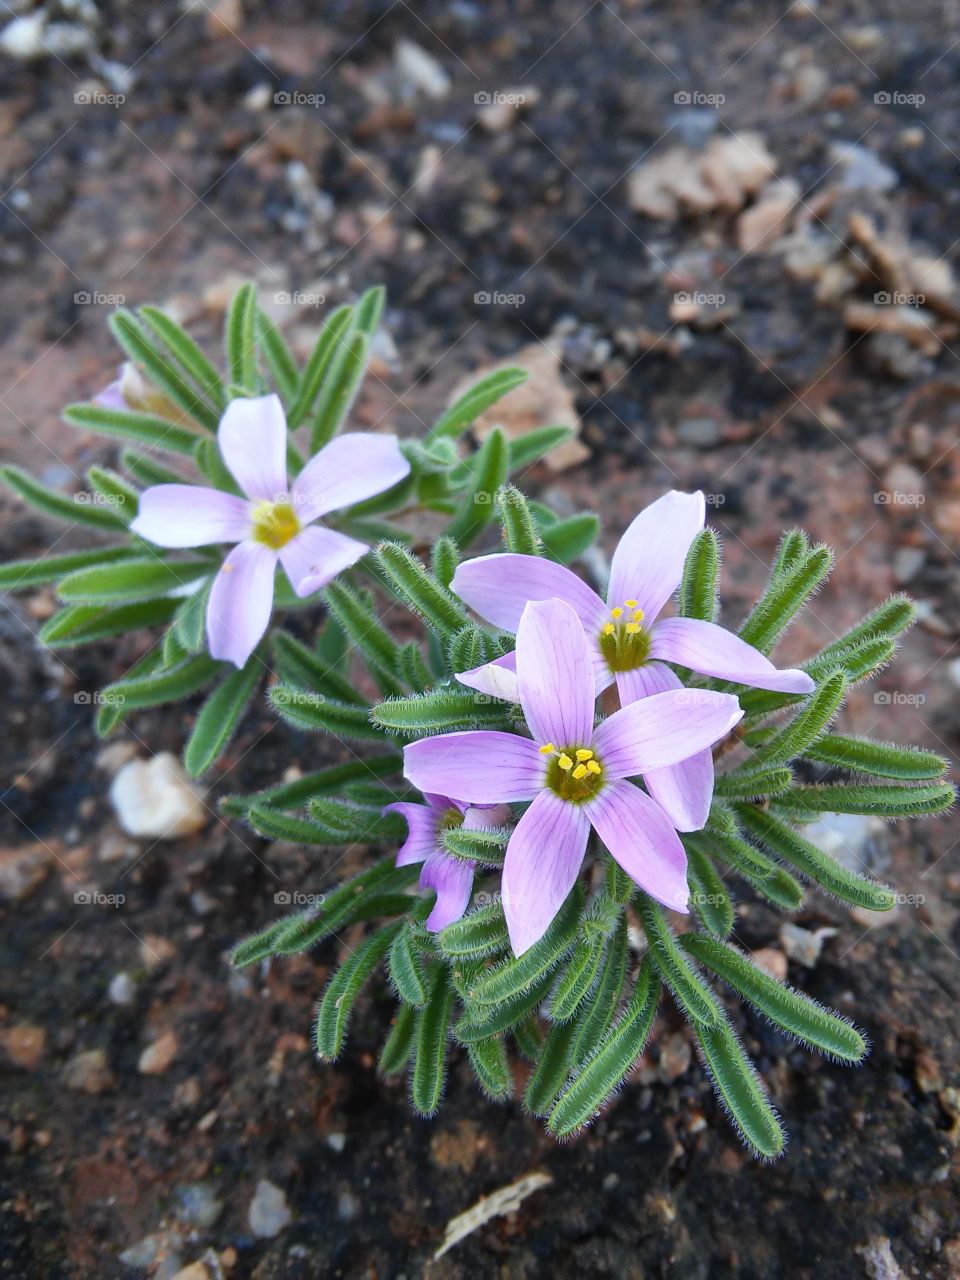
[625,622,641,634]
[610,606,623,619]
[575,748,594,761]
[602,622,615,636]
[558,753,573,771]
[625,599,638,608]
[632,608,645,622]
[539,742,555,755]
[586,759,602,775]
[571,763,588,780]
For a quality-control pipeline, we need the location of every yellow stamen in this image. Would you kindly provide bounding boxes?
[571,763,588,780]
[602,622,615,636]
[539,742,555,755]
[626,622,640,634]
[575,748,594,761]
[586,759,602,775]
[632,608,645,622]
[610,606,623,619]
[251,499,301,550]
[625,599,638,608]
[558,753,573,771]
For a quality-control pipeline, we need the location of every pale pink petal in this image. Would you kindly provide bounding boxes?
[587,780,689,912]
[615,664,715,832]
[278,525,369,598]
[515,598,596,748]
[463,802,511,831]
[291,433,410,524]
[94,377,125,410]
[404,732,544,804]
[451,553,606,634]
[420,852,475,931]
[593,688,742,777]
[383,802,443,867]
[218,394,289,503]
[206,541,275,668]
[131,485,251,548]
[455,651,519,702]
[607,490,705,621]
[650,617,815,693]
[502,790,590,955]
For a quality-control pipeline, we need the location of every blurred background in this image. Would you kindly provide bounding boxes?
[1,2,958,1276]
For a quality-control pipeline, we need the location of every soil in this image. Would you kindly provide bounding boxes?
[1,3,959,1277]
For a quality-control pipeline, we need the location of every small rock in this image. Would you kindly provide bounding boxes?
[108,972,137,1006]
[1,1024,46,1070]
[880,462,926,506]
[476,87,539,133]
[736,179,799,253]
[0,844,52,903]
[171,1265,210,1280]
[933,500,960,542]
[892,547,925,584]
[947,657,960,690]
[780,923,837,967]
[175,1183,223,1230]
[63,1048,114,1094]
[110,754,207,840]
[337,1189,360,1220]
[248,1179,293,1239]
[801,812,887,874]
[676,417,721,447]
[628,132,777,219]
[95,740,138,773]
[858,1236,904,1280]
[206,0,243,38]
[657,1031,692,1082]
[141,934,176,971]
[0,12,46,60]
[394,39,450,100]
[327,1132,347,1152]
[830,141,898,193]
[139,1030,178,1075]
[665,107,718,148]
[749,948,788,982]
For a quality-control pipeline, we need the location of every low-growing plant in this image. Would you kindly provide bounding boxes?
[3,284,952,1157]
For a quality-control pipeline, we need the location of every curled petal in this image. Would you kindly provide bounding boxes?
[607,490,705,622]
[383,801,443,867]
[131,485,251,548]
[650,617,815,694]
[593,688,742,777]
[218,394,289,503]
[515,598,596,749]
[451,553,606,634]
[588,780,689,913]
[455,651,519,702]
[278,525,368,597]
[404,732,545,804]
[463,802,512,831]
[502,790,590,955]
[420,852,476,931]
[292,433,410,524]
[206,541,276,668]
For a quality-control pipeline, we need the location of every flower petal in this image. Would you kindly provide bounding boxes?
[131,485,251,548]
[593,688,742,777]
[291,433,410,524]
[278,525,369,598]
[383,801,443,867]
[420,852,476,931]
[607,490,705,621]
[588,780,689,913]
[615,664,715,832]
[515,598,596,748]
[218,394,289,503]
[502,790,590,955]
[455,651,519,702]
[650,617,815,693]
[451,553,606,634]
[404,732,544,804]
[206,541,276,668]
[94,376,125,411]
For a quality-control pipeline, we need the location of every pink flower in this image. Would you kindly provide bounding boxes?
[404,598,744,955]
[450,490,814,833]
[383,794,510,931]
[130,394,409,667]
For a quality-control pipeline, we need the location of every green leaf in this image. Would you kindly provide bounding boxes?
[270,631,366,705]
[540,513,599,564]
[375,542,469,636]
[569,914,628,1066]
[57,557,211,604]
[379,1003,417,1075]
[316,921,404,1059]
[95,646,165,735]
[324,581,402,691]
[410,965,455,1116]
[371,686,512,737]
[679,528,720,623]
[87,465,138,524]
[389,921,428,1007]
[230,917,302,968]
[498,484,542,555]
[638,896,721,1026]
[438,898,509,959]
[687,844,735,937]
[548,959,661,1137]
[454,971,555,1043]
[508,424,575,474]
[735,803,899,910]
[440,824,509,865]
[255,306,299,403]
[183,653,262,776]
[3,465,126,531]
[446,427,510,547]
[0,545,136,592]
[353,284,386,335]
[738,545,833,656]
[220,754,399,817]
[448,623,497,676]
[99,653,220,712]
[680,935,866,1062]
[109,311,219,431]
[225,283,258,392]
[696,826,805,911]
[172,579,213,654]
[714,765,793,799]
[63,403,202,455]
[309,327,369,451]
[695,1019,785,1159]
[120,451,188,488]
[139,305,225,413]
[467,884,583,1007]
[306,797,406,843]
[770,782,954,820]
[812,594,916,670]
[771,529,808,579]
[748,672,847,766]
[524,1020,577,1115]
[428,367,527,439]
[804,734,947,782]
[193,436,242,495]
[548,922,611,1023]
[268,685,381,740]
[739,636,896,719]
[431,536,459,589]
[396,642,432,692]
[467,1036,512,1100]
[39,597,179,647]
[287,304,353,429]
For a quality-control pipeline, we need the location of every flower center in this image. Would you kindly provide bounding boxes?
[540,742,604,802]
[439,807,463,831]
[598,599,650,672]
[251,499,301,550]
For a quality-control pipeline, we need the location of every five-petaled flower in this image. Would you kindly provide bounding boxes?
[450,490,814,833]
[383,794,511,931]
[130,394,410,668]
[403,597,744,955]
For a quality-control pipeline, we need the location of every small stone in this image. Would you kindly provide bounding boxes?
[394,39,450,100]
[1,1024,46,1070]
[934,500,960,542]
[141,934,176,971]
[171,1265,210,1280]
[880,462,926,506]
[802,812,886,874]
[749,948,788,982]
[857,1236,904,1280]
[476,87,539,133]
[830,141,898,193]
[0,13,46,60]
[108,972,137,1006]
[736,179,799,253]
[780,922,837,967]
[0,844,52,903]
[63,1048,114,1094]
[139,1029,178,1075]
[248,1179,293,1239]
[892,547,925,584]
[175,1182,223,1230]
[947,657,960,689]
[110,753,207,840]
[676,417,721,447]
[205,0,243,38]
[657,1031,692,1082]
[95,741,138,773]
[327,1132,347,1152]
[337,1189,360,1220]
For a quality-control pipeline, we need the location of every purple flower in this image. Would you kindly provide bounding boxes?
[451,490,814,833]
[383,794,511,931]
[130,394,409,668]
[404,598,744,955]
